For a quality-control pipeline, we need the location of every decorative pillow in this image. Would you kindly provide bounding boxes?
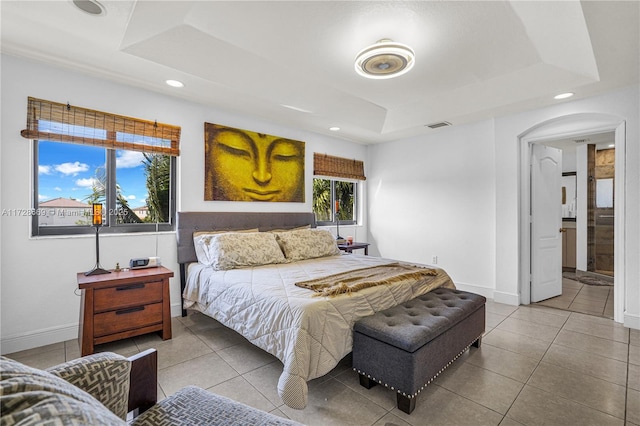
[262,225,311,233]
[205,232,287,270]
[274,228,341,261]
[0,356,126,425]
[46,352,131,420]
[192,228,260,238]
[193,229,258,266]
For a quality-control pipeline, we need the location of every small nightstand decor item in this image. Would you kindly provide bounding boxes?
[85,203,111,276]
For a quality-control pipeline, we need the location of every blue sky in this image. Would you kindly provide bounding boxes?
[38,141,148,208]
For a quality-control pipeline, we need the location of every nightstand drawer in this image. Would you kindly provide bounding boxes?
[94,281,162,312]
[93,302,162,337]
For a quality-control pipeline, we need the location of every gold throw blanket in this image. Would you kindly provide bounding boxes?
[296,263,439,297]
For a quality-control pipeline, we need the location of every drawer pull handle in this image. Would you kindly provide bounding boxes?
[116,284,145,291]
[116,306,145,315]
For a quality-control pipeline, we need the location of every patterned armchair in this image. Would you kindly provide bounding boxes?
[1,349,302,425]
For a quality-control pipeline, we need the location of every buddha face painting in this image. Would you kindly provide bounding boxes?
[204,123,305,202]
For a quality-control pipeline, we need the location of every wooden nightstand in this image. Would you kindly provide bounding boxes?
[338,242,370,255]
[78,266,174,356]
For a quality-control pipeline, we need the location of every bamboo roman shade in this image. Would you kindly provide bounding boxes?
[21,97,181,156]
[314,153,366,180]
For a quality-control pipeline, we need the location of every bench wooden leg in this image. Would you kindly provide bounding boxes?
[472,336,482,348]
[397,394,416,414]
[358,374,377,389]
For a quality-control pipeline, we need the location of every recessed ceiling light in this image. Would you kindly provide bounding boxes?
[554,92,574,100]
[329,127,340,131]
[608,144,615,148]
[355,39,415,79]
[165,80,184,88]
[72,0,105,16]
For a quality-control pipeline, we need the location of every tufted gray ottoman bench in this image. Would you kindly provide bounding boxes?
[352,287,486,414]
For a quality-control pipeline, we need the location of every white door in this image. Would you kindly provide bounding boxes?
[531,144,563,302]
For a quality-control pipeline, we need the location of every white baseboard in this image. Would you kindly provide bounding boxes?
[2,305,186,355]
[453,281,494,300]
[171,302,183,318]
[1,324,78,356]
[492,290,520,306]
[624,312,640,330]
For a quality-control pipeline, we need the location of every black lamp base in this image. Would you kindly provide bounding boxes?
[86,224,111,276]
[85,265,111,276]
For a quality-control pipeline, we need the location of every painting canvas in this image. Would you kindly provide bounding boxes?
[204,123,305,202]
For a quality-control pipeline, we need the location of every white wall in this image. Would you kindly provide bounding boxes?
[563,150,577,173]
[0,54,367,354]
[368,86,639,329]
[367,120,497,298]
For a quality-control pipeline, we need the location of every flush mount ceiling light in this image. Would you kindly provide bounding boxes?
[72,0,105,16]
[355,39,415,79]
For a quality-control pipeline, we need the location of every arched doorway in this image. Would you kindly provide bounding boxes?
[518,113,626,323]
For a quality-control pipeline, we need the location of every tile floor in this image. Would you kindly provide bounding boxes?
[536,277,615,319]
[5,299,639,426]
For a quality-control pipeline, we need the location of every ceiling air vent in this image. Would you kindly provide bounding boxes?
[574,138,590,144]
[425,121,452,129]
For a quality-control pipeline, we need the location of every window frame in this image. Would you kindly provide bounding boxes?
[32,141,176,236]
[313,176,358,227]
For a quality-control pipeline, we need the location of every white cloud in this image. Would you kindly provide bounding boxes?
[54,187,62,191]
[116,151,145,168]
[75,177,98,188]
[38,194,49,201]
[55,161,89,176]
[127,195,136,200]
[39,165,52,175]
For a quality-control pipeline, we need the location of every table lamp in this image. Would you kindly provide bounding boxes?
[335,200,344,243]
[85,203,111,276]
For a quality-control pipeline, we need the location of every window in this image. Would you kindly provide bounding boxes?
[23,97,180,236]
[312,153,365,226]
[313,178,357,225]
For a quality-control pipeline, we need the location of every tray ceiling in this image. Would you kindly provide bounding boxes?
[1,1,638,144]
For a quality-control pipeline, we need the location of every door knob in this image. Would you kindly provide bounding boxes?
[560,228,567,233]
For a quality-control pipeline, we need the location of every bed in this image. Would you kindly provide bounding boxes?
[176,212,455,409]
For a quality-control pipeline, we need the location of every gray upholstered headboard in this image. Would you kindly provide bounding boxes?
[176,211,316,264]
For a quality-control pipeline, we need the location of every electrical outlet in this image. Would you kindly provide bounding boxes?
[432,256,438,264]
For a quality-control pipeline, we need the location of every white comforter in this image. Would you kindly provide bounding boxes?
[183,254,454,409]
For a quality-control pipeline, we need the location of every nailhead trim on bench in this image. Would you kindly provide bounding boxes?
[352,336,480,399]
